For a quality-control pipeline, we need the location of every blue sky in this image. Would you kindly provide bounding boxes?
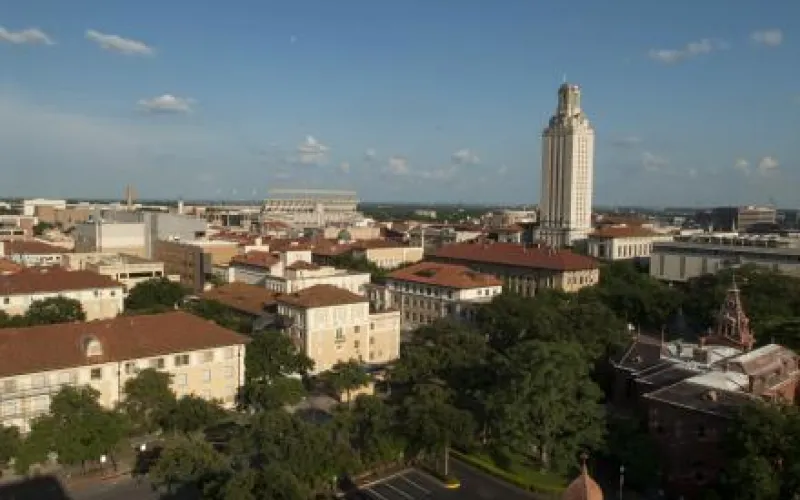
[1,1,799,206]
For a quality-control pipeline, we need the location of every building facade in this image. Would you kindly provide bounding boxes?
[370,261,503,330]
[73,221,148,257]
[586,226,674,261]
[428,241,599,296]
[62,253,172,292]
[650,234,800,282]
[275,285,400,374]
[263,261,370,295]
[537,83,595,248]
[0,311,248,433]
[154,239,240,293]
[0,268,125,321]
[261,189,364,228]
[0,240,67,267]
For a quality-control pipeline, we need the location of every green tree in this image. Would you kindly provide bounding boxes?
[24,297,86,325]
[120,368,176,434]
[150,436,230,494]
[333,395,405,468]
[24,386,129,471]
[0,424,21,468]
[602,415,661,490]
[487,340,606,474]
[186,299,249,333]
[717,402,800,499]
[161,395,227,434]
[125,278,188,312]
[399,383,475,477]
[322,359,370,403]
[238,332,313,411]
[760,317,800,352]
[33,221,54,236]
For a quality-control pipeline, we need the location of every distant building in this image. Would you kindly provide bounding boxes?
[273,284,401,373]
[62,253,173,293]
[154,239,240,293]
[696,205,777,232]
[650,233,800,281]
[0,311,248,433]
[612,282,800,497]
[428,241,599,296]
[370,261,503,330]
[261,189,364,228]
[0,240,67,267]
[263,261,370,295]
[586,225,673,262]
[200,282,277,320]
[0,267,124,321]
[537,83,595,248]
[73,220,147,257]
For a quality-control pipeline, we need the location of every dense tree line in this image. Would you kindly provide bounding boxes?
[0,297,86,328]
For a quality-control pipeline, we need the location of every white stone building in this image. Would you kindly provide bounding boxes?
[537,83,595,248]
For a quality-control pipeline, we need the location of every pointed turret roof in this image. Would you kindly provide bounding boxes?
[702,276,755,351]
[562,454,603,500]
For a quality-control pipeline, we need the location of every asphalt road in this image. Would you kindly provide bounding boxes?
[350,459,539,500]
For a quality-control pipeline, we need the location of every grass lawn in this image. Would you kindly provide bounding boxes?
[452,449,567,497]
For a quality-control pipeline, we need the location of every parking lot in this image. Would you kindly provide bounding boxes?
[350,469,450,500]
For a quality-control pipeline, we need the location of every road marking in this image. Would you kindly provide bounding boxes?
[399,475,430,494]
[364,487,391,500]
[384,481,416,499]
[359,469,413,489]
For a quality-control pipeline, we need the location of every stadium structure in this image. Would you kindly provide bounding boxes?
[260,189,364,228]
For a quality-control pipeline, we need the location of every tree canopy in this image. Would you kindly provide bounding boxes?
[0,297,86,328]
[124,278,189,312]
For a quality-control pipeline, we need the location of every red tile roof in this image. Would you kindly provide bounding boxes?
[0,311,249,378]
[286,260,321,271]
[200,282,277,316]
[230,251,280,269]
[429,242,597,272]
[0,258,22,274]
[267,239,316,252]
[0,267,123,296]
[589,225,660,239]
[388,262,503,289]
[310,240,354,257]
[276,284,367,309]
[351,239,414,250]
[2,240,67,255]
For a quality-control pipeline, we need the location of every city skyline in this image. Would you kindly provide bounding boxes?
[1,1,799,206]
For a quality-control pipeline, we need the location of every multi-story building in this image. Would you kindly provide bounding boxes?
[348,240,424,269]
[263,261,370,295]
[0,311,248,433]
[21,199,67,217]
[154,239,240,293]
[0,267,124,321]
[261,189,364,228]
[650,233,800,282]
[228,251,283,285]
[695,206,777,232]
[73,220,147,257]
[428,241,598,296]
[274,284,400,373]
[0,240,67,267]
[586,225,674,262]
[612,282,800,498]
[62,253,173,292]
[408,225,484,253]
[537,83,595,248]
[370,261,503,329]
[0,215,36,239]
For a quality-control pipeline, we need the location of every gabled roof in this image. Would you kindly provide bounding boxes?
[430,242,597,272]
[0,258,23,274]
[230,251,280,269]
[200,282,277,316]
[0,267,123,296]
[276,284,367,309]
[387,261,502,289]
[0,311,249,378]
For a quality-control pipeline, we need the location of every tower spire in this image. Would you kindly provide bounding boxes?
[704,276,755,351]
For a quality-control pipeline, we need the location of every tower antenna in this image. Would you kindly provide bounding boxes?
[562,74,567,84]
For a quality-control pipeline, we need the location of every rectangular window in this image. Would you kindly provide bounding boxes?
[150,358,165,369]
[354,325,360,334]
[203,351,215,363]
[354,340,360,349]
[224,366,235,379]
[370,337,375,345]
[90,368,102,380]
[3,379,17,393]
[335,328,345,342]
[174,354,190,367]
[2,298,8,304]
[175,373,188,386]
[124,362,137,375]
[202,370,212,382]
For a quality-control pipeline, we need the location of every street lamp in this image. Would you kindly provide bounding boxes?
[618,465,625,500]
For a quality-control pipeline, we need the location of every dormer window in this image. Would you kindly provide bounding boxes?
[82,335,103,357]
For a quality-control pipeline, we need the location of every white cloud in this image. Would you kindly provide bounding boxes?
[386,156,410,176]
[734,158,750,174]
[687,168,698,178]
[339,161,351,174]
[294,135,329,165]
[451,148,480,165]
[498,165,509,176]
[420,165,458,180]
[642,151,669,171]
[0,26,54,45]
[648,38,726,64]
[750,29,783,47]
[757,156,779,175]
[85,29,154,55]
[364,148,376,161]
[137,94,194,113]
